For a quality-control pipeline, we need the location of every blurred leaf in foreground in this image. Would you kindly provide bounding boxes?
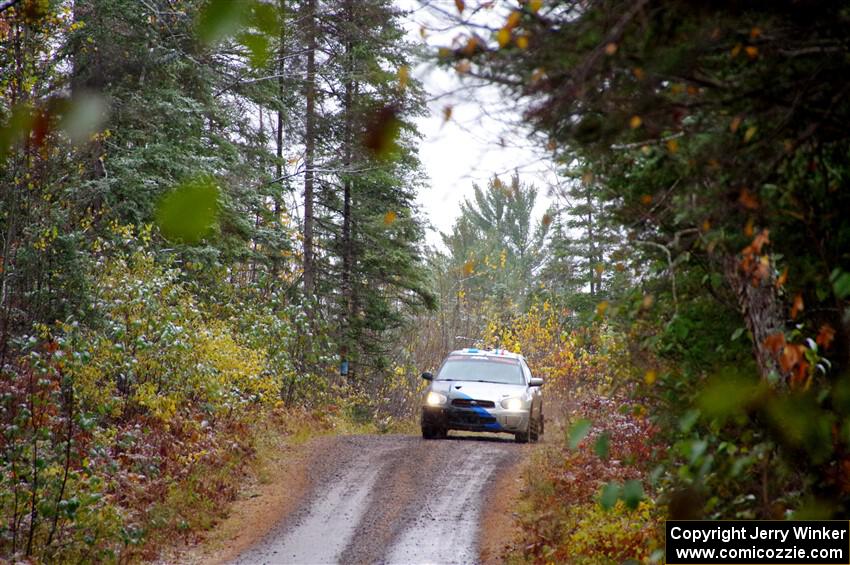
[0,104,35,159]
[567,418,592,449]
[197,0,246,44]
[363,105,401,160]
[155,176,220,244]
[622,479,644,509]
[58,93,108,144]
[599,481,621,510]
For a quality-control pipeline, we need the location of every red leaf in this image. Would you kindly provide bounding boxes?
[790,293,804,321]
[816,324,836,350]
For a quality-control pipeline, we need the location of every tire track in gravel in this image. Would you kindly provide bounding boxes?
[230,434,523,565]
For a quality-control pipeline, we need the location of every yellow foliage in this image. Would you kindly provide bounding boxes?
[481,300,630,399]
[568,500,661,563]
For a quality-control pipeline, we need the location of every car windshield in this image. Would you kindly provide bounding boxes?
[436,356,524,385]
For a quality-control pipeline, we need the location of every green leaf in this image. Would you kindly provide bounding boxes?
[730,327,744,341]
[622,479,644,509]
[239,32,271,69]
[594,431,610,459]
[198,0,246,44]
[567,419,592,449]
[155,176,220,244]
[831,269,850,299]
[678,409,700,433]
[599,481,621,510]
[249,2,279,35]
[697,369,764,419]
[688,439,707,464]
[0,104,34,159]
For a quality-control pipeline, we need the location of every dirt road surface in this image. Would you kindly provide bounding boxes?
[229,434,523,565]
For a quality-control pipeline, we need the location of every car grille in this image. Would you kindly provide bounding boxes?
[451,398,495,408]
[448,411,497,425]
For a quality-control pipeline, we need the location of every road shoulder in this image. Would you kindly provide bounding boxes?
[479,447,529,564]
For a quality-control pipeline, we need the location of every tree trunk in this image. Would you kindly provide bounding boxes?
[341,0,355,362]
[723,255,785,381]
[302,0,317,296]
[273,0,287,279]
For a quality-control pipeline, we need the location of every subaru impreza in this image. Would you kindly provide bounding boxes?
[420,348,544,443]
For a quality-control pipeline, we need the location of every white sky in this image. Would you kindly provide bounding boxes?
[398,1,560,248]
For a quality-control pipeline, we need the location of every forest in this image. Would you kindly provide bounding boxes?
[1,0,849,563]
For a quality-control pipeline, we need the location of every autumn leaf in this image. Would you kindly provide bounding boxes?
[596,301,609,317]
[780,343,804,373]
[629,115,642,129]
[455,60,471,74]
[776,267,788,289]
[604,42,617,55]
[744,217,754,237]
[462,260,475,276]
[642,294,654,309]
[763,332,786,354]
[632,67,645,80]
[506,11,521,29]
[666,138,679,154]
[530,68,546,84]
[383,211,397,226]
[644,370,657,385]
[744,126,757,142]
[397,66,409,90]
[745,45,759,59]
[816,324,836,349]
[516,35,529,49]
[529,0,542,13]
[541,213,553,227]
[730,116,742,133]
[454,0,465,14]
[790,292,804,320]
[639,194,652,205]
[497,27,511,48]
[738,188,759,210]
[442,105,453,124]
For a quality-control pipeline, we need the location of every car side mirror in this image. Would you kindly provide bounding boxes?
[421,371,434,381]
[529,377,544,387]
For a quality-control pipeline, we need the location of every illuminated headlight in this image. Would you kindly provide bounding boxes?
[501,397,524,411]
[426,391,448,406]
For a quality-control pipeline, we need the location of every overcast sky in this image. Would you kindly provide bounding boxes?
[398,1,561,248]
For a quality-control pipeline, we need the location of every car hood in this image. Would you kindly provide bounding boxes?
[430,380,527,402]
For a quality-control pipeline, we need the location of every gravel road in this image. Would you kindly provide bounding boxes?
[230,434,523,565]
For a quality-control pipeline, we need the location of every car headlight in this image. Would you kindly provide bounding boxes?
[426,391,448,406]
[501,397,524,411]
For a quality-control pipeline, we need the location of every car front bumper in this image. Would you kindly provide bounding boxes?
[421,405,529,433]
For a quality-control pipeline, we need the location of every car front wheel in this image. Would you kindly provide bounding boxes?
[515,417,530,443]
[422,425,446,439]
